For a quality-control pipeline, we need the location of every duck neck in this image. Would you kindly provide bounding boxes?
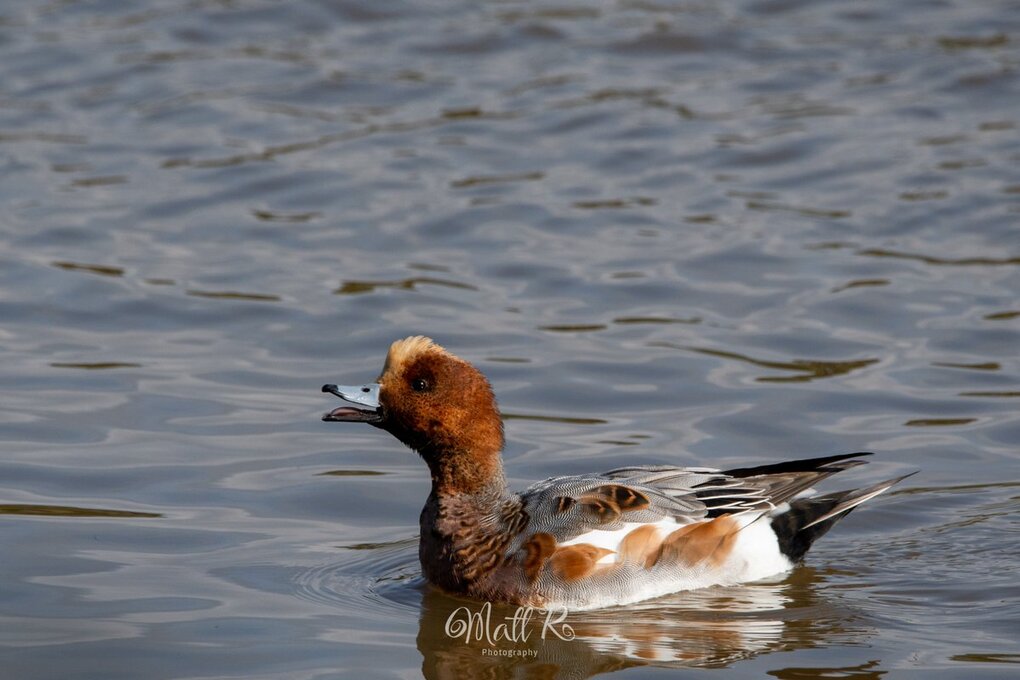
[423,445,508,501]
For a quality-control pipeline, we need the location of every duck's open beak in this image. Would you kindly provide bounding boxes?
[321,383,383,423]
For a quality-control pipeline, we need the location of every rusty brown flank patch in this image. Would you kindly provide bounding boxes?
[618,524,665,567]
[549,544,616,581]
[650,515,739,569]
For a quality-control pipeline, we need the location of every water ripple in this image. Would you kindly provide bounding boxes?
[293,536,421,614]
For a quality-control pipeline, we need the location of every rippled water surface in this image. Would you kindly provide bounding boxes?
[2,1,1019,678]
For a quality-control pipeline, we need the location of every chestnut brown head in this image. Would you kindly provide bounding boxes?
[322,336,505,464]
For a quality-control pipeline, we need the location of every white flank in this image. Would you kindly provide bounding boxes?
[557,513,793,578]
[728,514,794,582]
[551,513,794,611]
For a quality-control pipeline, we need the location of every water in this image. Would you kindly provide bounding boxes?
[1,0,1018,678]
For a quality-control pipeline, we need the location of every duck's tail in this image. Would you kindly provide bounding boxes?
[769,471,915,562]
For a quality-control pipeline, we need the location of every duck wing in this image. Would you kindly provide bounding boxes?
[513,452,874,545]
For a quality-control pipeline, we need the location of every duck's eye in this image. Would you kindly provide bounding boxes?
[411,378,430,393]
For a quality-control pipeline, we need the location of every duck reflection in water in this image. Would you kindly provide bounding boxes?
[414,566,872,679]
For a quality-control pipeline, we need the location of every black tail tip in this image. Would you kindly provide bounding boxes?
[771,472,913,562]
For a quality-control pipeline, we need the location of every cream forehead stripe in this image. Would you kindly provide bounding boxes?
[384,335,450,373]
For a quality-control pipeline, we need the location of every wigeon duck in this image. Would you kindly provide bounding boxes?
[322,336,911,610]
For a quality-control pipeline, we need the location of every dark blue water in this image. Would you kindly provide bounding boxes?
[2,0,1018,678]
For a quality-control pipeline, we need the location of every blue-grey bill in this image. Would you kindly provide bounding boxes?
[322,383,382,423]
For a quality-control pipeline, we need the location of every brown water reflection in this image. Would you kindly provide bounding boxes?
[50,261,125,277]
[855,249,1020,267]
[0,504,161,518]
[657,344,880,383]
[50,362,142,369]
[185,289,282,301]
[335,277,477,295]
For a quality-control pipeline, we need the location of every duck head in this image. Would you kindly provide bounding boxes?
[322,336,505,494]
